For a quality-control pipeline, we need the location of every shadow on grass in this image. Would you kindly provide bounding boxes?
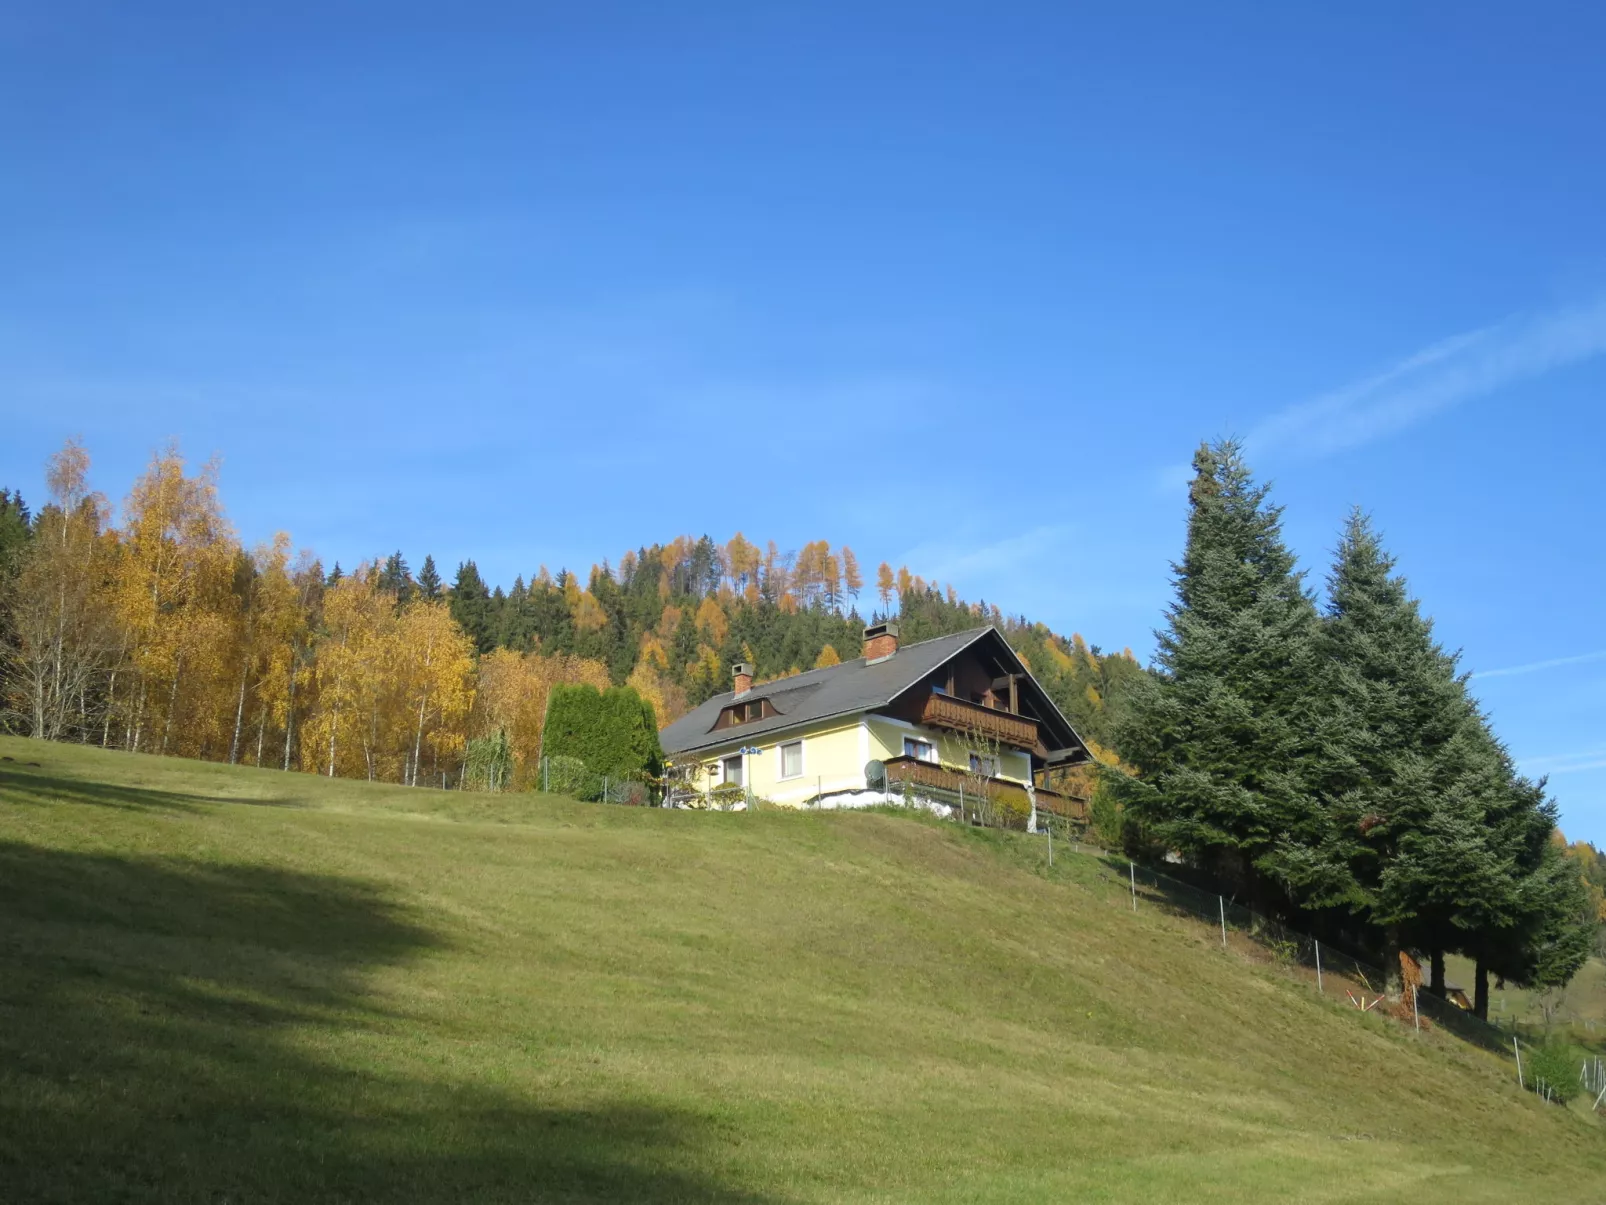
[0,764,301,812]
[0,841,780,1203]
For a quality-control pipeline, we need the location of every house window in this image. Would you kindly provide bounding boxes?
[903,738,935,763]
[969,753,1000,777]
[722,755,743,787]
[779,741,803,779]
[723,699,767,726]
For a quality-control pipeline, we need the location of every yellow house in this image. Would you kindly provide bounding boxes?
[659,622,1091,820]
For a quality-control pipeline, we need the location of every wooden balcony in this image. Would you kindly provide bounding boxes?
[881,756,1084,822]
[916,692,1039,750]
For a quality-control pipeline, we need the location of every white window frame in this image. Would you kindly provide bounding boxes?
[778,740,804,780]
[904,737,936,764]
[721,755,743,787]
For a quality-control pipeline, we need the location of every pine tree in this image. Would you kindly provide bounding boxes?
[417,555,443,601]
[378,550,414,604]
[0,488,33,661]
[449,560,494,654]
[1108,441,1320,906]
[0,488,30,577]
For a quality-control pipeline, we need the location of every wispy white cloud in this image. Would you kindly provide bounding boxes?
[1470,649,1606,680]
[897,524,1076,589]
[1517,747,1606,777]
[1247,299,1606,458]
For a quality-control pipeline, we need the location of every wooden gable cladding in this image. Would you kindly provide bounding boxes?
[880,643,1041,751]
[712,696,779,731]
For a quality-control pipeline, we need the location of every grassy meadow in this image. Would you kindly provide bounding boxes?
[1,734,1603,1202]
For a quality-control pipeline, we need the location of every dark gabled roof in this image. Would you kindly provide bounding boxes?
[659,625,1090,763]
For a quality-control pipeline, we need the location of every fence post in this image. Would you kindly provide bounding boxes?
[1412,985,1420,1034]
[1314,940,1323,994]
[1594,1080,1606,1113]
[1129,862,1137,912]
[1218,896,1227,949]
[1513,1037,1524,1089]
[1047,821,1053,868]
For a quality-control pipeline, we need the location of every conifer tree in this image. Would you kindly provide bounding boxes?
[449,560,494,654]
[1461,768,1595,1017]
[1109,441,1319,905]
[0,488,32,678]
[0,488,29,578]
[1296,512,1480,971]
[416,555,443,601]
[378,550,414,604]
[1303,512,1589,1002]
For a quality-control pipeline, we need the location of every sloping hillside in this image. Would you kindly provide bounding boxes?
[1,735,1602,1203]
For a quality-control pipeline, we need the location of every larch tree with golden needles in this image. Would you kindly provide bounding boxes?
[841,547,862,606]
[876,562,894,612]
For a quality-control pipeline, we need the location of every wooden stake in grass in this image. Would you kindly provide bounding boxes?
[1129,862,1137,912]
[1314,940,1323,994]
[1513,1037,1524,1090]
[1218,895,1227,949]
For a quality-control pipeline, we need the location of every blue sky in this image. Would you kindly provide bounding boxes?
[3,4,1604,842]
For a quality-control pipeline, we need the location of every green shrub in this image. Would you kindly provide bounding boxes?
[1525,1044,1580,1103]
[541,684,663,788]
[1088,771,1125,849]
[543,755,592,799]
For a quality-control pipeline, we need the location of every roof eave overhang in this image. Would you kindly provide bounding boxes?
[662,705,870,761]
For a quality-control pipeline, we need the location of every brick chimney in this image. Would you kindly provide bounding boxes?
[732,662,754,696]
[862,621,900,662]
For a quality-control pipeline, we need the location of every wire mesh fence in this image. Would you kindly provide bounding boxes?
[1044,841,1605,1108]
[535,756,660,806]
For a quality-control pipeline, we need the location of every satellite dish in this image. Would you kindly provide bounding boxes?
[864,759,886,789]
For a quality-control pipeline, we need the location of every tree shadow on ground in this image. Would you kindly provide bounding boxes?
[0,841,783,1203]
[0,764,301,811]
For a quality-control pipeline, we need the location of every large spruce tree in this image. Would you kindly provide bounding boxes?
[1110,441,1320,904]
[1461,767,1595,1018]
[1301,512,1486,983]
[1305,513,1590,1004]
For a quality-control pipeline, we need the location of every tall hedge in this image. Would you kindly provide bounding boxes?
[541,683,663,780]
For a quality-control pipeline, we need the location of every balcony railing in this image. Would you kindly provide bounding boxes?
[881,755,1084,822]
[916,692,1039,750]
